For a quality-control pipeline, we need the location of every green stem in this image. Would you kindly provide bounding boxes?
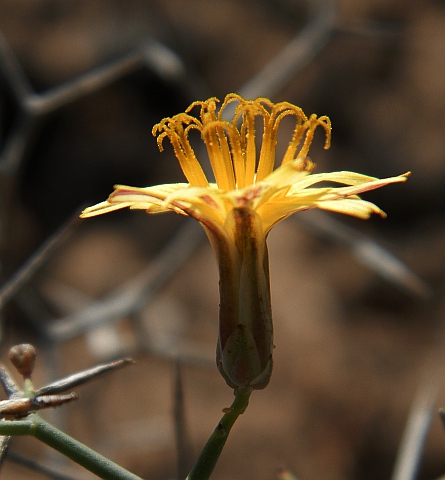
[186,386,252,480]
[0,414,142,480]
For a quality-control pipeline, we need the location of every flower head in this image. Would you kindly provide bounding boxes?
[82,94,408,230]
[81,94,409,390]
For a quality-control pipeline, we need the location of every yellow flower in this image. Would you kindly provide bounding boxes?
[81,94,409,390]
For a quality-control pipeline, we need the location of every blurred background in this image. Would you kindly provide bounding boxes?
[0,0,444,478]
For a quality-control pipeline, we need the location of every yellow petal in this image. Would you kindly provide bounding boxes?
[262,157,314,189]
[290,171,409,193]
[315,198,385,219]
[80,201,133,218]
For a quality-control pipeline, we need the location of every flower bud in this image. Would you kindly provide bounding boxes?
[9,344,37,378]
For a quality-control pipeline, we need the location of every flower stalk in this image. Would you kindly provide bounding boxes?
[186,386,252,480]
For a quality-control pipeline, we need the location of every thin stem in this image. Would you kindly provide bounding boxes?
[0,415,142,480]
[391,385,436,480]
[35,357,134,396]
[186,386,252,480]
[173,361,192,479]
[0,365,21,398]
